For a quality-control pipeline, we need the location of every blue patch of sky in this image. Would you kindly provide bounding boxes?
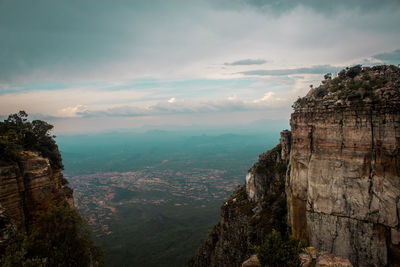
[0,80,109,95]
[102,78,257,92]
[0,77,258,96]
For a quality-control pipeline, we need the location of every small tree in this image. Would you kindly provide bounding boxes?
[324,73,332,80]
[0,111,63,169]
[346,65,362,78]
[254,230,306,267]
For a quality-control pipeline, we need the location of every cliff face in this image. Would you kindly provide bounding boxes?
[287,65,400,266]
[0,151,73,239]
[190,136,289,267]
[191,65,400,267]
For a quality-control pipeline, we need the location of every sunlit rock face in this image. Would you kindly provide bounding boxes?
[287,65,400,266]
[0,151,73,234]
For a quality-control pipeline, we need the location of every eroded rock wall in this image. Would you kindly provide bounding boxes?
[287,65,400,266]
[0,151,73,234]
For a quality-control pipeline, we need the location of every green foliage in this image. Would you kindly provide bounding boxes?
[291,97,306,110]
[254,230,306,267]
[229,185,256,216]
[0,234,48,267]
[346,64,362,78]
[313,86,328,98]
[0,205,104,267]
[0,111,63,169]
[324,73,332,80]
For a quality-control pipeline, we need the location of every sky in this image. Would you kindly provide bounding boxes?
[1,0,400,134]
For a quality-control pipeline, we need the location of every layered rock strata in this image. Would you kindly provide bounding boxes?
[191,65,400,267]
[287,65,400,266]
[0,151,73,235]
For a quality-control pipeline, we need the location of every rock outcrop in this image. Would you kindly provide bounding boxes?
[287,65,400,266]
[241,255,260,267]
[299,247,353,267]
[191,65,400,267]
[189,142,288,267]
[0,151,73,244]
[241,247,353,267]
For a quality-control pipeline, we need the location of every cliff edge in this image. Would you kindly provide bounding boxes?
[288,65,400,266]
[191,65,400,267]
[0,112,73,249]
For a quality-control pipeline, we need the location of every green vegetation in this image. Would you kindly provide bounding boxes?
[0,111,63,169]
[324,73,332,80]
[248,144,287,235]
[291,97,306,110]
[291,65,400,110]
[229,185,256,216]
[0,205,104,267]
[254,230,306,267]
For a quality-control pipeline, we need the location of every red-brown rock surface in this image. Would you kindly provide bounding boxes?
[0,151,73,234]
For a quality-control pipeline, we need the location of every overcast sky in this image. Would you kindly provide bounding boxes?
[1,0,400,134]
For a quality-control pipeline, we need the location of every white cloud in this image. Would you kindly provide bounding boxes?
[57,105,88,118]
[1,1,400,133]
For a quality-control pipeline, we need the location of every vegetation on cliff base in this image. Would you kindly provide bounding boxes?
[254,230,306,267]
[0,111,63,169]
[0,205,104,267]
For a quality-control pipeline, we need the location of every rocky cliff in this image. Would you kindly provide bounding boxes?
[0,151,73,236]
[287,65,400,266]
[191,65,400,267]
[0,112,74,251]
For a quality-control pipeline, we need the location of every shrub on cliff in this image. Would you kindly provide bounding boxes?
[0,111,63,169]
[254,230,305,267]
[0,205,104,267]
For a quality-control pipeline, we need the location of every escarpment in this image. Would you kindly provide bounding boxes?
[0,151,73,235]
[191,65,400,267]
[287,65,400,266]
[0,112,74,250]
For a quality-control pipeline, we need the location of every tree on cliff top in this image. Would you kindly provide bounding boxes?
[0,111,63,169]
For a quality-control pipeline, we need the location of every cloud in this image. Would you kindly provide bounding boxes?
[1,0,399,85]
[224,59,267,66]
[371,49,400,65]
[76,92,291,119]
[56,105,88,118]
[239,65,342,76]
[253,92,282,103]
[235,0,399,16]
[1,1,400,133]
